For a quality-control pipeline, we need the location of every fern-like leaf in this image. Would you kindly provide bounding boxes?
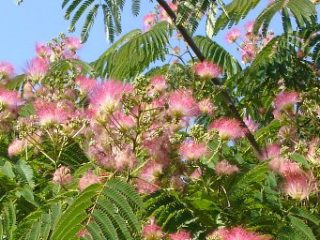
[214,0,260,34]
[93,22,169,80]
[193,36,242,77]
[253,0,316,35]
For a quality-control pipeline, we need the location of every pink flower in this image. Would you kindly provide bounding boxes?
[113,147,137,171]
[0,87,23,110]
[0,62,14,78]
[151,75,167,92]
[64,36,82,51]
[25,57,49,80]
[35,43,52,59]
[52,166,73,186]
[198,98,215,115]
[168,90,200,117]
[159,2,178,23]
[136,179,160,194]
[143,134,171,166]
[243,116,259,133]
[77,228,91,238]
[90,80,132,114]
[215,160,240,176]
[179,140,208,160]
[225,28,241,43]
[79,171,101,191]
[87,145,114,169]
[269,157,303,177]
[169,230,192,240]
[136,161,163,194]
[208,226,268,240]
[111,111,136,129]
[34,100,74,125]
[209,118,246,140]
[190,167,202,180]
[143,12,157,30]
[8,139,27,157]
[245,21,255,33]
[260,143,281,160]
[142,223,164,239]
[273,91,300,112]
[194,61,221,79]
[75,75,97,93]
[282,172,316,200]
[140,161,163,183]
[241,43,256,63]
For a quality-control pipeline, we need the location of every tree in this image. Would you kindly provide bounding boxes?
[1,0,320,239]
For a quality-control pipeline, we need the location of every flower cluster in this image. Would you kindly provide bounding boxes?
[225,21,274,63]
[142,1,178,30]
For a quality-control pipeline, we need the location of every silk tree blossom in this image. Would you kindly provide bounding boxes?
[136,161,163,194]
[35,43,52,59]
[52,166,73,186]
[260,143,281,160]
[0,87,23,110]
[77,228,91,238]
[281,171,316,200]
[244,116,259,133]
[159,2,178,23]
[194,61,221,79]
[179,140,208,161]
[143,12,157,30]
[111,111,136,129]
[142,222,164,240]
[90,80,132,114]
[277,125,297,142]
[87,145,115,169]
[143,134,171,166]
[198,98,215,115]
[190,167,202,180]
[169,230,192,240]
[113,147,137,171]
[268,157,303,177]
[207,226,269,240]
[273,91,300,112]
[34,100,74,125]
[8,139,27,157]
[241,43,257,63]
[64,36,82,51]
[75,75,97,93]
[225,28,241,43]
[209,117,246,140]
[78,171,101,191]
[245,20,255,33]
[25,57,49,80]
[0,61,14,78]
[150,75,167,92]
[215,160,240,176]
[167,90,200,117]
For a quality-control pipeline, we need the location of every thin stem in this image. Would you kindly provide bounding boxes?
[156,0,262,156]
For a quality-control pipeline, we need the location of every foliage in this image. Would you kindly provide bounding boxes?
[2,0,320,239]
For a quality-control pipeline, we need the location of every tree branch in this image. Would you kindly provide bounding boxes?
[156,0,262,156]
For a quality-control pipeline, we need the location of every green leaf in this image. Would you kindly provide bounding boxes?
[214,0,260,34]
[289,215,317,240]
[194,36,242,77]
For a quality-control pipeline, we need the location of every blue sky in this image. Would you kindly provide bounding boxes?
[0,0,153,72]
[0,0,303,73]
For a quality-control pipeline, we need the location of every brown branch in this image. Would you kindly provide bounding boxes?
[156,0,262,156]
